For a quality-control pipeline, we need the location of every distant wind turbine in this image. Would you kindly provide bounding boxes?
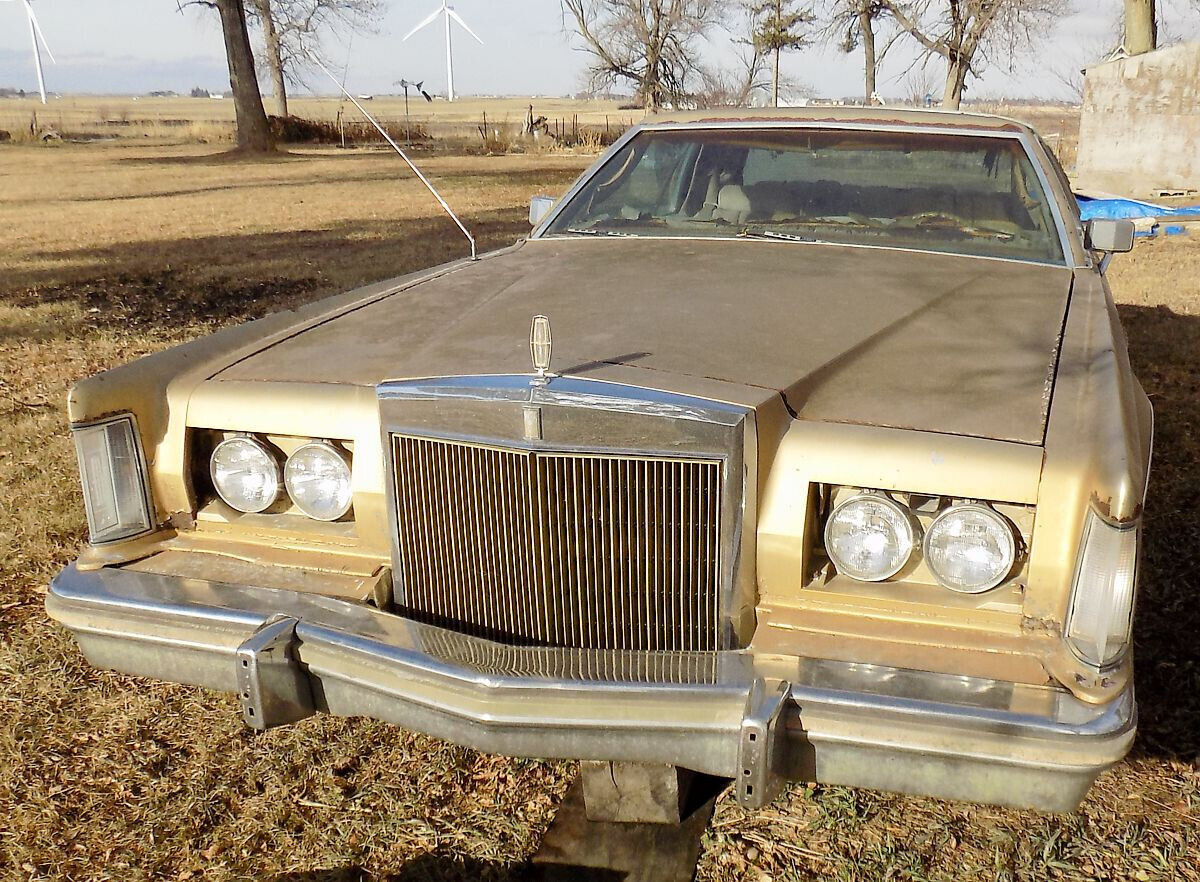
[1,0,55,104]
[402,0,482,103]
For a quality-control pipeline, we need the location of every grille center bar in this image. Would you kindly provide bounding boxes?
[391,435,723,652]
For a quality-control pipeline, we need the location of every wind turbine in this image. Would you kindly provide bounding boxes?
[2,0,55,104]
[402,0,482,103]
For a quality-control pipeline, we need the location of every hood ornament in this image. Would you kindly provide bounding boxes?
[530,315,555,386]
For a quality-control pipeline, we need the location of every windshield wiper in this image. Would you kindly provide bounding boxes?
[564,227,638,238]
[737,229,821,243]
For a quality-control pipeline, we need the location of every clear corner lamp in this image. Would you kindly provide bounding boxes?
[73,416,154,543]
[1065,511,1140,669]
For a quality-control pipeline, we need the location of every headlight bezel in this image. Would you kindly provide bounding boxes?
[209,434,283,514]
[283,440,354,522]
[72,413,156,545]
[823,491,919,582]
[922,502,1019,594]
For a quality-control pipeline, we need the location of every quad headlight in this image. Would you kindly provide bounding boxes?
[824,493,917,582]
[210,436,281,513]
[923,503,1018,593]
[284,441,353,521]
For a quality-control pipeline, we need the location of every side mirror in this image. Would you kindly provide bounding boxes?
[1085,219,1136,254]
[529,195,555,227]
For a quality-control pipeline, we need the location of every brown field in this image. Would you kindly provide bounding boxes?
[1,132,1198,881]
[0,94,640,147]
[0,95,1083,164]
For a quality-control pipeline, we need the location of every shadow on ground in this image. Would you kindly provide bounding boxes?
[0,207,534,339]
[1117,303,1200,762]
[44,165,581,207]
[272,853,630,881]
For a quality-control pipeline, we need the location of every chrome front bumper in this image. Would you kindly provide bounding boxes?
[46,563,1135,812]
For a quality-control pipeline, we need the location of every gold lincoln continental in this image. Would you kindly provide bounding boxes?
[48,108,1151,815]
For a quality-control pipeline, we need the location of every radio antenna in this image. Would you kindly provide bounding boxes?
[315,60,477,260]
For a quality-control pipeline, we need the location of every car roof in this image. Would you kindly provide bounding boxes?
[643,106,1034,135]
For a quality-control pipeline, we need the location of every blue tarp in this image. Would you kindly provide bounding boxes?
[1076,195,1200,221]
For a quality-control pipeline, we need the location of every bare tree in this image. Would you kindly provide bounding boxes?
[702,22,769,105]
[561,0,728,109]
[824,1,890,103]
[250,0,288,116]
[247,0,383,117]
[748,0,814,106]
[1124,0,1157,54]
[882,0,1067,110]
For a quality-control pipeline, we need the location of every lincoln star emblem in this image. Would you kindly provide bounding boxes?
[530,314,554,385]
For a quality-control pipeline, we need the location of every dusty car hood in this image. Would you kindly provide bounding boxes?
[214,238,1073,445]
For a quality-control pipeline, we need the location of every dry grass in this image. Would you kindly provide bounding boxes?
[0,95,640,147]
[1,140,1198,881]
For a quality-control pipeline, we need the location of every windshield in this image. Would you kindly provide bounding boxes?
[544,128,1065,264]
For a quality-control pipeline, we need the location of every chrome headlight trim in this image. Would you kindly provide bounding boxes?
[823,491,917,582]
[284,440,353,521]
[209,435,282,514]
[922,502,1018,594]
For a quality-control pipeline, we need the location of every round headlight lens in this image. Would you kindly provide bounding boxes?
[824,493,916,582]
[210,436,281,513]
[923,504,1017,593]
[284,441,353,521]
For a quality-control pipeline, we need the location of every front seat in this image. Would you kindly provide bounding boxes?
[712,184,752,225]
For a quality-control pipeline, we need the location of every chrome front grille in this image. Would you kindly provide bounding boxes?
[391,434,724,651]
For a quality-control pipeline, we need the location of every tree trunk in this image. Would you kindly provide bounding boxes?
[942,58,966,111]
[216,0,274,152]
[251,0,288,117]
[644,6,663,110]
[772,47,780,107]
[859,8,877,103]
[1124,0,1157,55]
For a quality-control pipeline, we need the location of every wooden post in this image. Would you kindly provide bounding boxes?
[1124,0,1157,56]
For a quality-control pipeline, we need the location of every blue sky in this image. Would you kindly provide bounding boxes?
[1,0,1198,101]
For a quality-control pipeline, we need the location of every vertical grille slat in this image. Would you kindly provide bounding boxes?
[391,435,723,652]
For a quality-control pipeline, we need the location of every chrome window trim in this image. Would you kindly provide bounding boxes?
[376,375,758,649]
[530,119,1082,269]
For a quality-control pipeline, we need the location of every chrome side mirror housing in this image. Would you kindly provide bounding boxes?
[529,195,555,227]
[1085,219,1136,254]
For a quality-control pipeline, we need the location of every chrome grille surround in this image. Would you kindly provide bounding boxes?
[378,376,755,652]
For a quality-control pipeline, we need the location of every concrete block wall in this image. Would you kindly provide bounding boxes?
[1076,41,1200,195]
